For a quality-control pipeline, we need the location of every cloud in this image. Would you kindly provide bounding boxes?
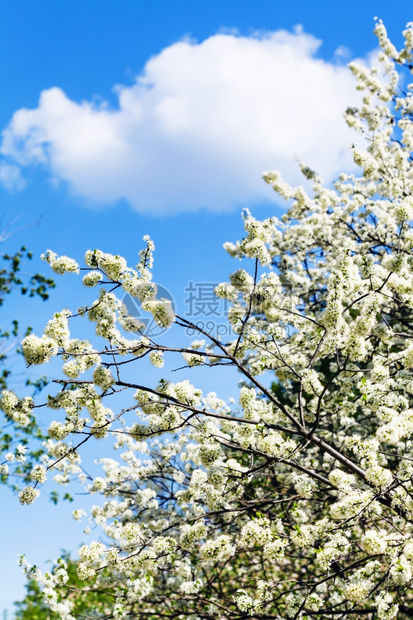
[0,29,366,214]
[0,163,25,191]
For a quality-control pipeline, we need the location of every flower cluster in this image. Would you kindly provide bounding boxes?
[41,250,79,275]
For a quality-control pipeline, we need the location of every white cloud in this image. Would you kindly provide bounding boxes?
[0,29,366,214]
[0,163,25,191]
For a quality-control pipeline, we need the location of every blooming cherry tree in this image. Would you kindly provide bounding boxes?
[8,19,413,620]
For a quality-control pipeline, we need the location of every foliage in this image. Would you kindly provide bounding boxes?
[9,19,413,620]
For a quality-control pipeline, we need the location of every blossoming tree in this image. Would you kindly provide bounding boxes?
[7,19,413,620]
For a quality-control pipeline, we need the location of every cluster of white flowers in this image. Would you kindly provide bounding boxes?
[82,270,103,287]
[0,390,33,426]
[41,250,79,274]
[149,350,164,368]
[30,465,47,484]
[84,249,126,280]
[239,516,273,549]
[44,310,71,346]
[93,365,115,390]
[200,535,235,562]
[235,580,272,615]
[19,486,40,505]
[21,334,58,365]
[141,299,175,329]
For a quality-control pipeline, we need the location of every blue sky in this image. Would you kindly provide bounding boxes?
[1,0,413,614]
